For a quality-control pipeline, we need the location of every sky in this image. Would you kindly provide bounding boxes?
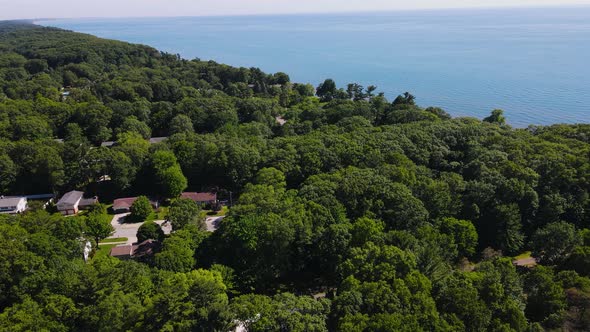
[1,0,589,20]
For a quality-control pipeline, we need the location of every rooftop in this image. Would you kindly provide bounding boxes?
[110,245,133,257]
[110,239,159,258]
[0,196,26,208]
[112,197,158,210]
[181,192,217,202]
[149,137,168,144]
[57,190,84,205]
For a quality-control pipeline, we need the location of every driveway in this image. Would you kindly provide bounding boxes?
[205,216,224,232]
[107,213,172,245]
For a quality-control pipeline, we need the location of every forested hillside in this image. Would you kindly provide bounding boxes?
[1,21,590,331]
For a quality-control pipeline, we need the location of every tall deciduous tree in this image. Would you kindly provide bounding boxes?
[167,198,202,231]
[129,196,152,223]
[84,210,114,245]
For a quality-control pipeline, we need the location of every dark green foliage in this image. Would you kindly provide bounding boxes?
[129,196,152,223]
[530,221,580,265]
[166,198,202,231]
[1,22,590,331]
[137,221,164,242]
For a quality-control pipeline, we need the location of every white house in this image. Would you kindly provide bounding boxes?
[0,196,28,214]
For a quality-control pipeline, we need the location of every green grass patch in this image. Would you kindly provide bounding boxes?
[100,237,128,244]
[143,206,169,223]
[203,206,229,217]
[93,243,118,260]
[155,206,168,220]
[513,251,532,260]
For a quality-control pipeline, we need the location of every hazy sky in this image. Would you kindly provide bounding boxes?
[1,0,589,20]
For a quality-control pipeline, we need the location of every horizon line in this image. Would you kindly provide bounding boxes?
[20,3,590,23]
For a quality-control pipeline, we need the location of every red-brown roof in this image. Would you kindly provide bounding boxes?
[110,245,133,257]
[110,240,159,258]
[181,192,217,202]
[112,197,158,211]
[112,197,137,210]
[132,239,159,258]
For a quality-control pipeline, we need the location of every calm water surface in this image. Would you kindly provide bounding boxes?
[40,7,590,126]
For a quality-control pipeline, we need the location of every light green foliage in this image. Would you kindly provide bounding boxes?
[150,150,187,198]
[255,167,286,190]
[84,210,115,245]
[439,217,478,258]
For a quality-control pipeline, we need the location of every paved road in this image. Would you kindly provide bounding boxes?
[205,216,225,232]
[107,213,171,245]
[105,213,222,246]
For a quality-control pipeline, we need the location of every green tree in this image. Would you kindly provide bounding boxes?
[255,167,286,190]
[167,198,202,231]
[316,79,337,102]
[137,221,164,242]
[439,217,478,258]
[524,266,566,327]
[150,150,187,198]
[169,114,195,135]
[129,196,152,223]
[114,116,151,139]
[84,210,114,245]
[530,221,580,265]
[483,109,506,125]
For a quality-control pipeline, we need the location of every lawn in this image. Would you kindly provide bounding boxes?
[94,243,117,260]
[142,206,169,222]
[201,206,229,218]
[99,237,128,244]
[513,251,532,260]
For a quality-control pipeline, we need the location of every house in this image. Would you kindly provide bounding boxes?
[100,141,116,148]
[57,191,83,215]
[181,192,217,208]
[110,239,160,259]
[0,196,28,214]
[112,197,159,214]
[57,191,98,215]
[148,137,168,144]
[100,137,167,149]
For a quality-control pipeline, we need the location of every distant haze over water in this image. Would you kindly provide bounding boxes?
[40,7,590,127]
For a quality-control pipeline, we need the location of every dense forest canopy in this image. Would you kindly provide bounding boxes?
[1,20,590,331]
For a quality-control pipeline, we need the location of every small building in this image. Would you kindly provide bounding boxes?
[112,197,159,214]
[181,192,217,208]
[100,141,116,148]
[110,239,160,260]
[0,196,28,214]
[149,137,168,144]
[57,191,98,215]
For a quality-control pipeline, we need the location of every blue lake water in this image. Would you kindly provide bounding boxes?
[40,7,590,127]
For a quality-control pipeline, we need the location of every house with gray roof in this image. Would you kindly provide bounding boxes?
[57,190,84,215]
[56,191,97,215]
[0,196,27,214]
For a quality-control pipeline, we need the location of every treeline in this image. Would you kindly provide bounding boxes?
[1,21,590,331]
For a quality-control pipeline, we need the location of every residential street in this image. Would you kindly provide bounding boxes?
[108,213,171,245]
